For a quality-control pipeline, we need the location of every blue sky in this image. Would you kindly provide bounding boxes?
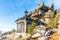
[0,0,60,33]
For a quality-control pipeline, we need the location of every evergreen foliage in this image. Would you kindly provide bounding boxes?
[28,22,36,34]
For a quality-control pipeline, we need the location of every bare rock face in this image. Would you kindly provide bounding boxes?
[49,3,54,10]
[31,33,41,38]
[56,8,60,13]
[29,25,46,40]
[32,25,46,35]
[6,32,31,40]
[29,25,56,40]
[38,2,44,9]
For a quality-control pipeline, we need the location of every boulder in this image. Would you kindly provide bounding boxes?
[31,33,41,38]
[6,32,31,40]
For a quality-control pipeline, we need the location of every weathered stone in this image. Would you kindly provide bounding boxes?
[7,33,31,40]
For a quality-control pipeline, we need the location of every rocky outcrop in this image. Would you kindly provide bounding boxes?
[6,32,30,40]
[29,25,55,40]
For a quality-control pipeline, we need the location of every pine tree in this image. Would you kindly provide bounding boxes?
[28,22,36,34]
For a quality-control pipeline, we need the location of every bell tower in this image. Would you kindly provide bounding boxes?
[24,10,28,16]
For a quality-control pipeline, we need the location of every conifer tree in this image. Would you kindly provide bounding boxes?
[28,22,36,34]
